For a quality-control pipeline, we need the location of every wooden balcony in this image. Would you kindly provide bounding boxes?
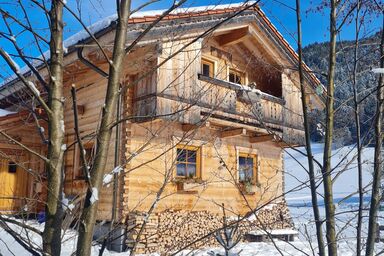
[133,74,305,145]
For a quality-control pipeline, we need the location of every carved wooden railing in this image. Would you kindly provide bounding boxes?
[133,74,305,144]
[198,74,285,128]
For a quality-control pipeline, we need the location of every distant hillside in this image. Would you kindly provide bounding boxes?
[302,32,381,146]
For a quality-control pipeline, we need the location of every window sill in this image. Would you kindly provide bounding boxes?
[173,177,204,184]
[241,191,256,196]
[173,178,206,194]
[176,190,198,195]
[237,182,260,195]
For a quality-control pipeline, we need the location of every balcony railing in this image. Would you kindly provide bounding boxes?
[197,74,285,128]
[133,74,304,144]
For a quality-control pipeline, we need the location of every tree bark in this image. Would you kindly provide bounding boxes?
[42,1,65,255]
[295,1,326,255]
[76,1,131,255]
[322,0,338,255]
[351,1,363,255]
[365,12,384,256]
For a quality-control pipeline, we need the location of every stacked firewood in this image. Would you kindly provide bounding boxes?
[157,209,222,253]
[125,200,294,254]
[125,212,159,254]
[239,200,294,234]
[254,201,293,230]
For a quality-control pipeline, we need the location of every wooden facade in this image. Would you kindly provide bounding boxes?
[0,5,324,223]
[0,112,46,213]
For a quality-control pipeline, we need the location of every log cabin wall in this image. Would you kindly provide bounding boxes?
[62,70,118,220]
[0,114,46,213]
[151,28,311,143]
[61,44,158,220]
[281,73,305,145]
[123,120,283,217]
[0,6,325,222]
[121,31,308,217]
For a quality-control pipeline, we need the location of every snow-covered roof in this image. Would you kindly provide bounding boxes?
[64,2,255,49]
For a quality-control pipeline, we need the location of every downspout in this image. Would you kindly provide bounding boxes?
[110,84,122,238]
[77,47,108,78]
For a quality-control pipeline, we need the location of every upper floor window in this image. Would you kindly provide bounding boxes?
[8,161,17,173]
[201,58,214,78]
[176,145,201,179]
[229,68,245,85]
[238,153,257,184]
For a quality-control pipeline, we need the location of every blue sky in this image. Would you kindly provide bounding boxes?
[0,0,382,80]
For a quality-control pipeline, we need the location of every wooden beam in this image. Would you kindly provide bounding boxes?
[220,128,247,138]
[276,141,297,148]
[247,26,282,64]
[217,27,250,47]
[249,134,274,143]
[181,124,196,132]
[207,117,266,134]
[181,122,210,132]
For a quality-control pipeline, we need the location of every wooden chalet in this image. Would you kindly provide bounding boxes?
[0,2,324,252]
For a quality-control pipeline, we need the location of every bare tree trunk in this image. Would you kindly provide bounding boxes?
[365,12,384,256]
[295,1,325,255]
[322,0,338,255]
[76,1,131,255]
[351,1,364,255]
[42,1,65,255]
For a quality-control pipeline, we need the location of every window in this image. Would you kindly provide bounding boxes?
[238,153,257,184]
[8,161,17,173]
[201,59,214,77]
[229,68,245,84]
[176,145,200,179]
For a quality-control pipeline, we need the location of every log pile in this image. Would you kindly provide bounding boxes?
[125,200,294,254]
[126,212,159,254]
[242,200,294,231]
[157,209,222,253]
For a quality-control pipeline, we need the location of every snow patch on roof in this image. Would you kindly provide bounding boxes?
[0,109,14,117]
[63,2,254,49]
[63,14,118,49]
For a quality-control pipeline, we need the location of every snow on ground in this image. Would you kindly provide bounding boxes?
[0,144,381,255]
[284,144,380,255]
[191,239,383,256]
[0,218,125,255]
[285,143,374,204]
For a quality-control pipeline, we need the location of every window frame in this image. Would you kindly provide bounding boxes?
[201,58,215,78]
[8,161,17,174]
[238,152,258,185]
[175,144,201,179]
[228,68,245,85]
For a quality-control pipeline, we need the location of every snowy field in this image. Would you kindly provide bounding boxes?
[285,143,375,204]
[0,144,382,255]
[285,144,375,241]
